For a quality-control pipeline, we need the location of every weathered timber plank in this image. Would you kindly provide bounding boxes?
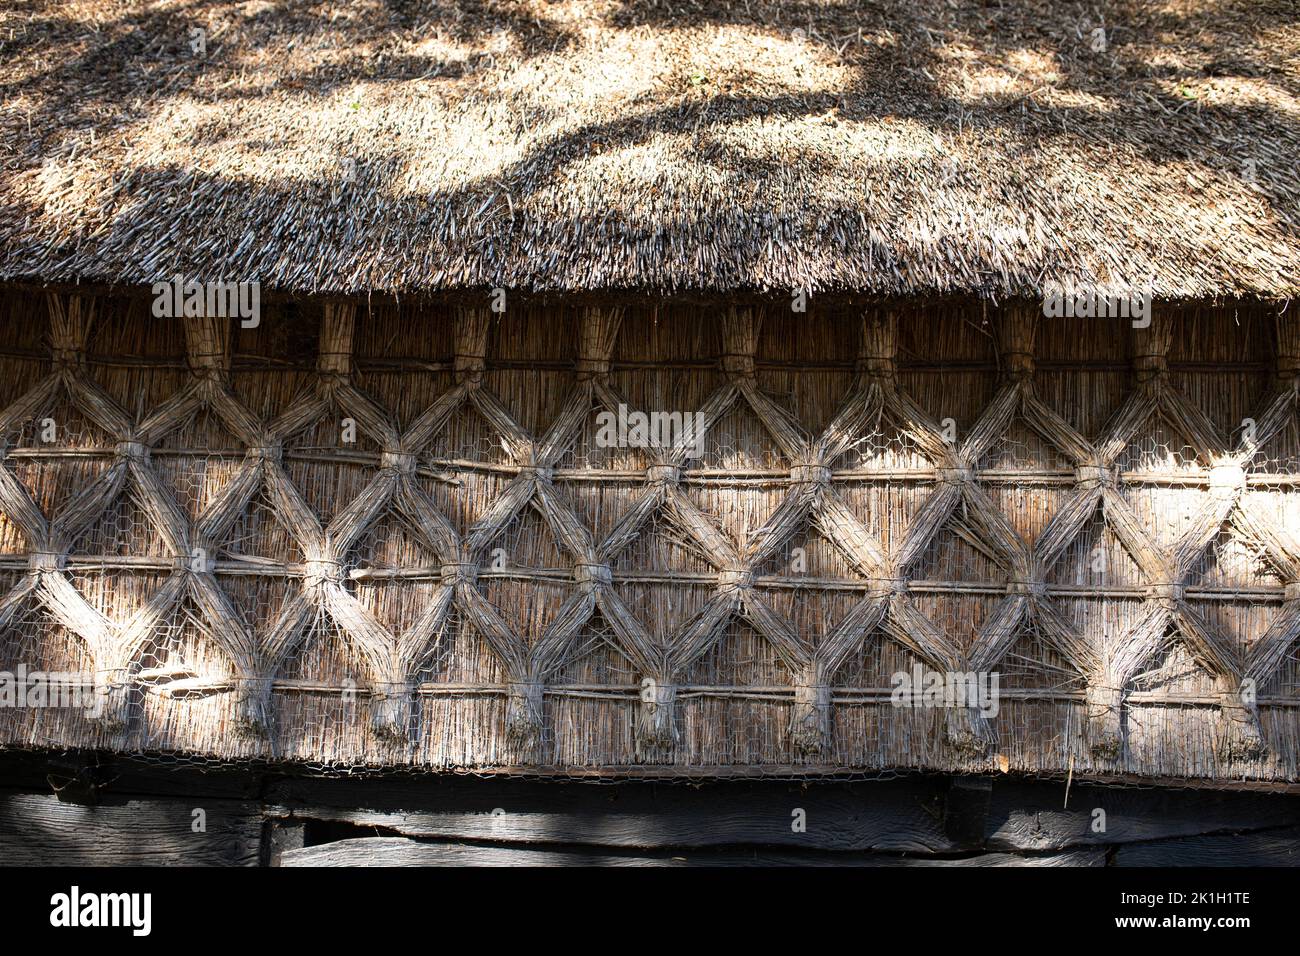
[266,819,305,867]
[944,777,993,848]
[1114,827,1300,867]
[283,837,1105,867]
[0,791,262,866]
[986,781,1300,851]
[265,777,955,852]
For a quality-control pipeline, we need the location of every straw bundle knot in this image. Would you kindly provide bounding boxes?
[943,707,994,758]
[1075,464,1115,489]
[868,576,908,599]
[1275,314,1300,384]
[573,563,612,589]
[29,552,66,572]
[937,466,974,485]
[453,309,489,385]
[440,562,479,586]
[246,445,283,463]
[114,440,150,463]
[789,463,831,485]
[92,675,132,736]
[50,347,82,371]
[1208,461,1246,500]
[518,465,553,483]
[578,307,623,379]
[303,558,344,588]
[720,353,755,379]
[997,307,1038,383]
[1133,323,1172,385]
[791,670,832,757]
[574,357,610,381]
[636,679,678,752]
[1006,579,1046,598]
[645,464,681,486]
[233,678,272,740]
[858,313,897,380]
[1133,354,1168,382]
[506,680,545,750]
[174,553,203,573]
[1144,582,1185,607]
[1003,354,1034,382]
[380,451,418,475]
[1217,688,1265,762]
[455,358,485,386]
[1086,684,1125,759]
[370,680,414,746]
[718,568,753,592]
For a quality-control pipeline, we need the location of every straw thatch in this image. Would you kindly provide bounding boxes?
[0,0,1297,297]
[0,289,1297,783]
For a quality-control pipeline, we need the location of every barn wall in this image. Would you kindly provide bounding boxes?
[0,289,1296,783]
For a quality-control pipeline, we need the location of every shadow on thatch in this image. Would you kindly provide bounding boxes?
[0,0,1297,294]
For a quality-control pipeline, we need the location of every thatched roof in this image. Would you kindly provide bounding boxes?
[1,0,1297,298]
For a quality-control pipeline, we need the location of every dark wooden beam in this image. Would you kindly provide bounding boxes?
[0,792,262,866]
[987,780,1300,851]
[282,837,1105,867]
[1114,828,1300,866]
[265,776,955,853]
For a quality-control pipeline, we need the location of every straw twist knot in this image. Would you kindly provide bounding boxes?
[869,576,907,598]
[574,357,610,381]
[1074,464,1114,489]
[1209,461,1246,500]
[303,558,343,588]
[380,451,418,475]
[454,351,485,384]
[51,348,82,370]
[789,463,831,485]
[1133,352,1167,382]
[1003,351,1035,381]
[114,440,150,462]
[518,465,552,484]
[573,563,612,588]
[1145,582,1185,606]
[857,355,895,379]
[247,445,282,463]
[645,464,680,486]
[29,552,65,572]
[718,568,753,591]
[1006,578,1046,598]
[175,552,206,573]
[721,353,754,378]
[441,562,479,586]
